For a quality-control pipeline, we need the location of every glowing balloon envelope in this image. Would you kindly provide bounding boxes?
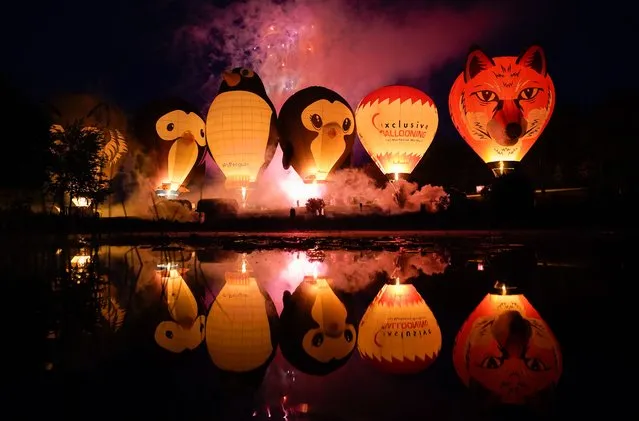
[134,98,207,198]
[452,287,562,404]
[448,45,555,176]
[279,276,357,376]
[154,265,206,353]
[155,316,206,354]
[205,67,279,205]
[357,282,441,374]
[205,259,279,373]
[355,85,438,181]
[279,86,356,183]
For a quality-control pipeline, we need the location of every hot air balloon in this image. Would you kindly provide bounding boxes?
[357,280,441,374]
[48,93,129,207]
[448,45,555,177]
[133,98,207,199]
[206,67,279,208]
[205,254,279,373]
[153,249,206,354]
[355,85,438,182]
[279,276,357,376]
[452,282,562,405]
[279,86,355,183]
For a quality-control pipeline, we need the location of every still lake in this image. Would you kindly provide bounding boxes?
[5,231,621,420]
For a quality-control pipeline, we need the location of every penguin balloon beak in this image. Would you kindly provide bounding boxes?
[223,71,241,87]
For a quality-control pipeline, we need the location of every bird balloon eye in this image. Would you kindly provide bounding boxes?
[312,332,324,347]
[310,114,323,129]
[167,123,175,131]
[342,117,352,132]
[200,128,205,138]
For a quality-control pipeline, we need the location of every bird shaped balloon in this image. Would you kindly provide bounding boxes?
[448,45,555,176]
[133,98,207,198]
[278,86,355,183]
[206,67,280,207]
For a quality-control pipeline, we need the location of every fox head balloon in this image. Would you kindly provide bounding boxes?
[448,45,555,172]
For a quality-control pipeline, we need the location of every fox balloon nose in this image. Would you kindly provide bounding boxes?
[506,123,523,140]
[327,127,337,138]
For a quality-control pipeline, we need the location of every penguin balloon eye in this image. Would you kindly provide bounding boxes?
[310,114,323,130]
[167,123,175,131]
[342,117,352,132]
[241,68,254,77]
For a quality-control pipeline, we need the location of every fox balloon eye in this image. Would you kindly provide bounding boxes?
[519,87,540,100]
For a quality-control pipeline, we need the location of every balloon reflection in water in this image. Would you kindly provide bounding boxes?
[206,254,279,373]
[279,272,357,376]
[358,277,442,374]
[153,253,205,354]
[452,282,562,405]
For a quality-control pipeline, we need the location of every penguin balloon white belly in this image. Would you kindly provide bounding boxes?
[206,91,273,185]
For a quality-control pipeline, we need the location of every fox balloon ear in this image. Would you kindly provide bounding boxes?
[464,46,495,83]
[516,45,547,76]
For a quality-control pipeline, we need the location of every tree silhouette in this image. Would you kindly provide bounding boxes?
[305,198,325,216]
[47,121,110,214]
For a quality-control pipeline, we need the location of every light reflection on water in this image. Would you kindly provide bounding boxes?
[4,233,622,420]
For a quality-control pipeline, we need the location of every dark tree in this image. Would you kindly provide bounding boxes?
[47,121,110,214]
[0,75,52,210]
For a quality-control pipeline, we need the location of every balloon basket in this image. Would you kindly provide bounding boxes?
[487,161,519,177]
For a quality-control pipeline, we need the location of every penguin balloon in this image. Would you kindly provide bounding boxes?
[206,67,279,207]
[278,86,355,183]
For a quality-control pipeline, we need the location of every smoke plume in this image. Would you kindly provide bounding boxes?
[102,0,512,218]
[175,0,511,110]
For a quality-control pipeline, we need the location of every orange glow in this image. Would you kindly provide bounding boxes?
[357,283,442,374]
[72,197,91,208]
[448,45,555,166]
[206,84,276,195]
[279,173,325,206]
[205,257,276,373]
[71,254,91,268]
[355,85,438,177]
[452,290,562,405]
[155,109,205,195]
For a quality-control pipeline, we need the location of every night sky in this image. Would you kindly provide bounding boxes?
[1,0,636,186]
[4,0,634,109]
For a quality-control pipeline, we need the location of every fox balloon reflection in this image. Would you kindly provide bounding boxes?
[448,45,555,176]
[355,85,438,181]
[279,276,357,376]
[205,256,279,373]
[358,281,441,373]
[279,86,355,183]
[452,285,562,405]
[206,67,279,205]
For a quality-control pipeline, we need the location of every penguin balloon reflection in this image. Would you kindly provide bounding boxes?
[154,262,206,354]
[205,255,279,373]
[279,276,357,376]
[206,67,279,207]
[278,86,355,183]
